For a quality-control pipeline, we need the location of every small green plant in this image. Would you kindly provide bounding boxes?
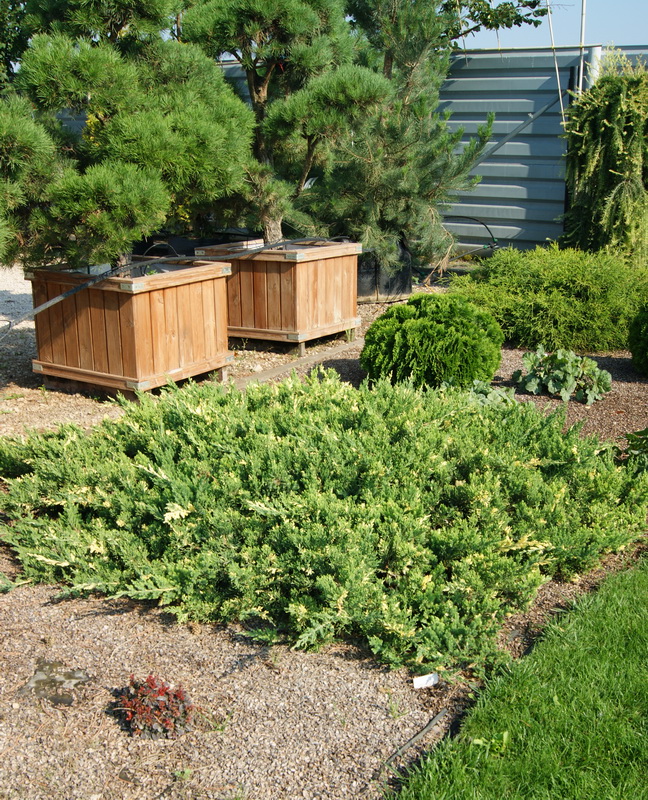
[513,347,612,405]
[360,293,503,389]
[115,674,194,739]
[628,306,648,376]
[469,380,517,407]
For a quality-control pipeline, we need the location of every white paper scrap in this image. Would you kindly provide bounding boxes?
[413,672,440,689]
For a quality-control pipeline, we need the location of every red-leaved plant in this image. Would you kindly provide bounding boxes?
[116,674,194,739]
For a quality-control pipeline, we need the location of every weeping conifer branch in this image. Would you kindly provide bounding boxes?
[563,53,648,259]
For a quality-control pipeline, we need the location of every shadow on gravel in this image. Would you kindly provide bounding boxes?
[312,357,367,389]
[0,328,40,389]
[590,353,648,385]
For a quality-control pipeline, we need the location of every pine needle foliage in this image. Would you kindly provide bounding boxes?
[563,55,648,258]
[0,93,63,265]
[1,371,645,673]
[360,293,503,388]
[5,33,254,267]
[449,244,648,352]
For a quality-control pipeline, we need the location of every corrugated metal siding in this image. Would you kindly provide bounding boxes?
[440,45,648,250]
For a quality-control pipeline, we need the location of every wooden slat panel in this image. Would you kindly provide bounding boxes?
[31,279,53,363]
[306,259,318,328]
[215,276,229,355]
[279,263,295,332]
[227,264,242,328]
[88,289,109,374]
[342,255,353,319]
[75,288,94,371]
[201,278,216,360]
[265,261,282,331]
[132,293,153,381]
[163,286,180,373]
[190,282,207,364]
[295,261,313,331]
[103,291,124,375]
[118,295,137,379]
[47,282,67,366]
[149,288,167,375]
[252,262,268,330]
[239,261,256,329]
[60,292,80,368]
[176,283,194,367]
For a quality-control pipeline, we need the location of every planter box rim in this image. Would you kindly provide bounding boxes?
[27,261,231,293]
[196,241,362,263]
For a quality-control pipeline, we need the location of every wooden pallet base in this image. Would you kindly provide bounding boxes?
[34,353,233,394]
[227,318,360,343]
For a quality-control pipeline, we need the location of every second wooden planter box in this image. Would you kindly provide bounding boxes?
[28,260,233,393]
[195,240,362,354]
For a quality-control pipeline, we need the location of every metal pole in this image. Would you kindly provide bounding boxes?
[578,0,587,93]
[546,0,566,123]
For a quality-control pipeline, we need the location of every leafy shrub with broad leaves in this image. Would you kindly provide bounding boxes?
[1,371,646,673]
[449,244,648,352]
[628,306,648,376]
[513,347,612,405]
[360,293,503,389]
[115,674,194,739]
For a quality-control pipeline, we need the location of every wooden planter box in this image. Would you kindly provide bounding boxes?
[28,260,233,393]
[195,241,362,354]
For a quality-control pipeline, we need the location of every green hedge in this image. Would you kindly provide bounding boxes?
[1,372,646,672]
[449,244,648,352]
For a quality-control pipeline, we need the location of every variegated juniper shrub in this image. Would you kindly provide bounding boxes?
[360,293,503,388]
[628,306,648,376]
[1,371,646,674]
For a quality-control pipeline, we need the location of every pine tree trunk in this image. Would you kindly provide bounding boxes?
[262,215,283,244]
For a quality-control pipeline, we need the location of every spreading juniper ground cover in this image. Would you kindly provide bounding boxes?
[1,371,646,674]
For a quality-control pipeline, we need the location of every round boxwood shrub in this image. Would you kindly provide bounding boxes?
[360,293,504,388]
[629,306,648,375]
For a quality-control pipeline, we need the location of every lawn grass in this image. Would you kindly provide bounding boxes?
[396,555,648,800]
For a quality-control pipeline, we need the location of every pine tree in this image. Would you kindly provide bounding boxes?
[0,0,28,84]
[23,0,179,45]
[181,0,391,241]
[3,23,254,268]
[303,1,493,270]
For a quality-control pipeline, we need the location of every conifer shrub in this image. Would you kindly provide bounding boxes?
[1,372,646,674]
[449,244,648,352]
[360,293,503,388]
[628,306,648,376]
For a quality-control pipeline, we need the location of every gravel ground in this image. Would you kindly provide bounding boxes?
[1,264,647,800]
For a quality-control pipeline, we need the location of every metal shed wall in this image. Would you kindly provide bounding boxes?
[439,45,648,251]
